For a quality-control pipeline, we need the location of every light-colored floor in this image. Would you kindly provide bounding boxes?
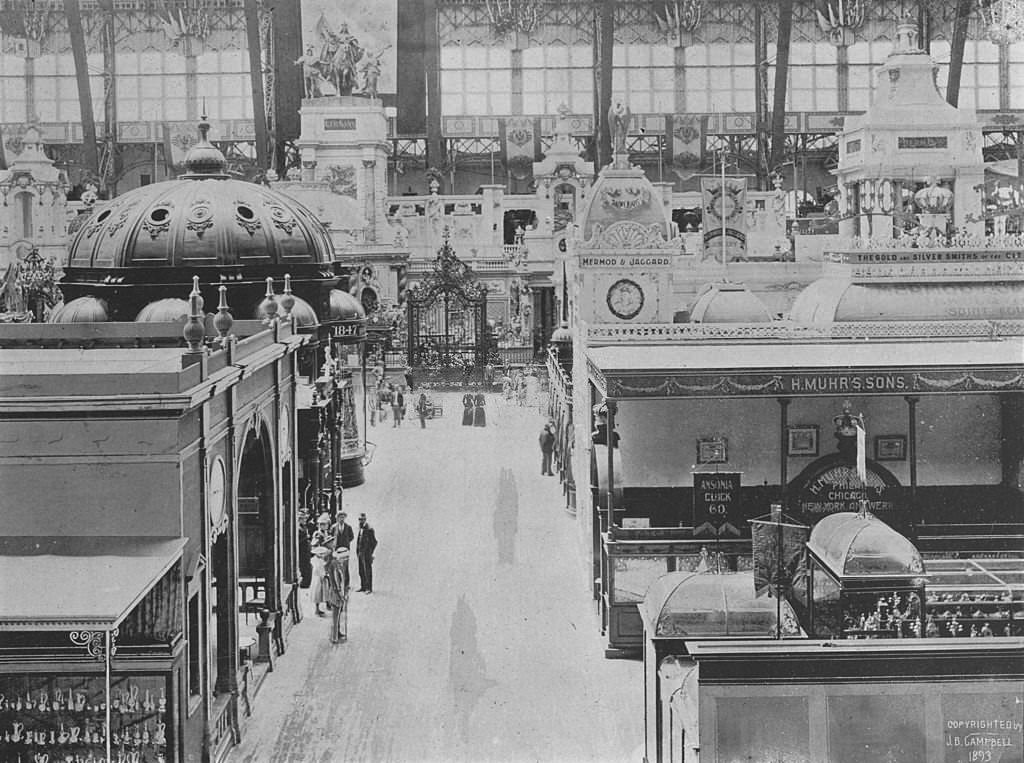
[227,390,643,763]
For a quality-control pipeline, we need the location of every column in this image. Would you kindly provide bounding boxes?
[778,398,791,503]
[905,395,919,534]
[363,158,377,242]
[605,399,617,541]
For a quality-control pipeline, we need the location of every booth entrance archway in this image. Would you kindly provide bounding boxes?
[237,423,278,635]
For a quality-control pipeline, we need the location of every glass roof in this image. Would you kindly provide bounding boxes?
[807,511,924,578]
[640,570,802,638]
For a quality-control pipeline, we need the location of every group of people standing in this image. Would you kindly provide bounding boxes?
[462,392,487,427]
[301,509,379,644]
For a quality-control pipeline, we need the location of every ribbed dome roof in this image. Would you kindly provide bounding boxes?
[255,294,319,328]
[329,289,367,321]
[550,321,573,344]
[791,279,1024,323]
[640,571,802,638]
[689,282,772,323]
[65,121,334,272]
[807,511,924,577]
[49,296,109,323]
[136,298,190,323]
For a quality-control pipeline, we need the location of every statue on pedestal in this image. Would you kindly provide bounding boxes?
[358,45,390,99]
[316,17,363,96]
[608,100,631,160]
[295,45,323,98]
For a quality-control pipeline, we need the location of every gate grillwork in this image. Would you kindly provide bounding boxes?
[406,231,489,371]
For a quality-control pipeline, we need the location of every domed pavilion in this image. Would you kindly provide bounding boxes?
[60,118,344,323]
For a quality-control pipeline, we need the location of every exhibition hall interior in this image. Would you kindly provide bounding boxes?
[0,0,1022,761]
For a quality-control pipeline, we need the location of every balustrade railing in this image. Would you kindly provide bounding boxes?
[586,319,1024,343]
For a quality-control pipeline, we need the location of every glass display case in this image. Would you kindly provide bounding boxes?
[923,558,1023,638]
[804,511,926,639]
[0,673,172,762]
[601,529,751,654]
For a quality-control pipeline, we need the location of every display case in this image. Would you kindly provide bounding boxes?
[923,557,1024,638]
[0,673,172,763]
[804,512,926,639]
[601,529,751,655]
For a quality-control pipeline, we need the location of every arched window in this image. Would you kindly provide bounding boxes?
[16,191,33,240]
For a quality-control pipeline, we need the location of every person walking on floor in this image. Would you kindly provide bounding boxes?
[323,548,349,643]
[310,513,336,616]
[416,392,430,428]
[462,392,474,426]
[539,421,555,475]
[473,391,487,427]
[356,512,378,593]
[391,385,405,427]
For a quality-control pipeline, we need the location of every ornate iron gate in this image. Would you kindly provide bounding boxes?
[405,233,488,371]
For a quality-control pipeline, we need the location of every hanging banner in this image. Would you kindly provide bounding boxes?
[750,514,810,598]
[665,114,705,182]
[692,472,742,538]
[701,176,748,262]
[499,117,541,182]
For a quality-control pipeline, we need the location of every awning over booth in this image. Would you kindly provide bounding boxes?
[586,339,1024,398]
[0,536,186,631]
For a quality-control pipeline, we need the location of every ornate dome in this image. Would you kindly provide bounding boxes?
[640,571,802,638]
[688,282,773,323]
[65,119,334,272]
[549,321,573,345]
[255,294,319,328]
[136,298,190,323]
[49,296,109,323]
[807,511,925,577]
[328,289,366,322]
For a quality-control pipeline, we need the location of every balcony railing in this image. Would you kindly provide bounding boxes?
[586,319,1024,344]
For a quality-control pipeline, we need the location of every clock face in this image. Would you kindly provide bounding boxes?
[208,457,227,530]
[606,279,644,320]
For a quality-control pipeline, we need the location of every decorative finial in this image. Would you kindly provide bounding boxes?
[182,112,228,177]
[183,276,206,353]
[260,277,279,324]
[280,274,296,320]
[213,283,234,344]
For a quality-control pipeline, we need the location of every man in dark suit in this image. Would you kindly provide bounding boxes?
[334,511,354,588]
[356,512,378,593]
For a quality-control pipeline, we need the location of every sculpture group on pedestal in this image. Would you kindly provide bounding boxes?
[295,18,389,99]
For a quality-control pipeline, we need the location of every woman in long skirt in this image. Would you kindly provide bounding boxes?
[473,391,487,427]
[462,392,475,426]
[310,513,335,616]
[324,549,349,643]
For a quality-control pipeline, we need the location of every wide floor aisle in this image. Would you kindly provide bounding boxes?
[228,391,642,763]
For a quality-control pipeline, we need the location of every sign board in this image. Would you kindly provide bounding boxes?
[693,472,741,537]
[324,118,357,131]
[796,462,898,520]
[622,517,650,529]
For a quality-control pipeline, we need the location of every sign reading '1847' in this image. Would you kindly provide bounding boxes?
[693,472,742,537]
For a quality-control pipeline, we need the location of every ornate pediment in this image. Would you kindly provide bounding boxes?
[579,220,682,251]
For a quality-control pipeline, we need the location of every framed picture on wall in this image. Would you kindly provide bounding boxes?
[787,425,819,457]
[696,436,728,464]
[875,434,907,461]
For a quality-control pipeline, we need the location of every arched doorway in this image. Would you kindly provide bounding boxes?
[237,422,277,636]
